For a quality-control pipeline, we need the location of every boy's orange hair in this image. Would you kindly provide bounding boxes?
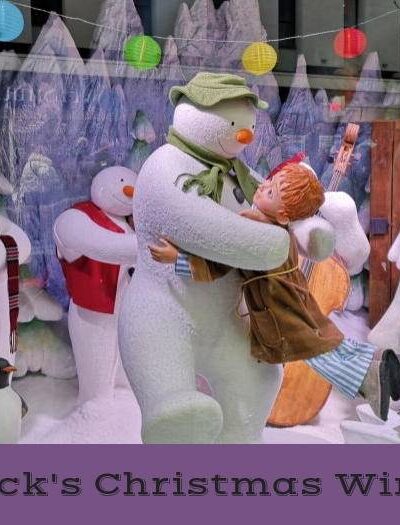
[276,163,325,222]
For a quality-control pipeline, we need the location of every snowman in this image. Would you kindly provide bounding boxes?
[368,233,400,351]
[118,73,370,444]
[53,167,138,404]
[1,173,31,363]
[0,173,31,443]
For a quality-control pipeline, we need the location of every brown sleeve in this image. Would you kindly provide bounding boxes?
[188,255,232,282]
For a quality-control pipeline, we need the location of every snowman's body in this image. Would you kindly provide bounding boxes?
[54,167,137,403]
[118,95,341,444]
[0,384,22,444]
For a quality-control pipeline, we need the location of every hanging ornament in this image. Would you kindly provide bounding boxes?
[242,42,278,76]
[0,0,24,42]
[334,28,367,59]
[124,35,162,70]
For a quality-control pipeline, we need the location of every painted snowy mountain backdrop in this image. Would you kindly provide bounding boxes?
[0,0,392,305]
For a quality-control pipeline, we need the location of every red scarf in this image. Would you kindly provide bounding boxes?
[0,235,19,353]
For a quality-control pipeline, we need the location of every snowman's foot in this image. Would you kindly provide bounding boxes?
[142,391,223,444]
[23,390,141,444]
[216,431,264,445]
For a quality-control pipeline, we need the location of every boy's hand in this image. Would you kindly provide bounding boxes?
[149,238,179,264]
[239,208,270,223]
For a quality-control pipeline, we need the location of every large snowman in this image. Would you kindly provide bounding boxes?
[119,73,367,444]
[54,167,137,404]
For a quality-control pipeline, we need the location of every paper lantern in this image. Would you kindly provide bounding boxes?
[242,42,278,76]
[0,0,24,42]
[334,28,367,59]
[124,35,162,70]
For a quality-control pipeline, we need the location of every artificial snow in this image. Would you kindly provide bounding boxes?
[13,308,396,445]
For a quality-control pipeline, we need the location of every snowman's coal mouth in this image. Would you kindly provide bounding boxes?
[112,194,131,207]
[218,139,236,158]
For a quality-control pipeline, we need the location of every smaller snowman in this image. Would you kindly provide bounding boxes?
[0,173,31,364]
[54,167,138,404]
[1,173,31,444]
[0,358,27,444]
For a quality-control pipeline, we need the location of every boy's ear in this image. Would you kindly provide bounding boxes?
[276,211,289,225]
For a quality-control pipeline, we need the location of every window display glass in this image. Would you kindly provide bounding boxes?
[1,0,400,445]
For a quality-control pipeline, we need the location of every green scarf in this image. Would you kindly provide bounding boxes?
[167,128,259,205]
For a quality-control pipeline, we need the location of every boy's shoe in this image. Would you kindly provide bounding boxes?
[387,350,400,401]
[359,350,399,421]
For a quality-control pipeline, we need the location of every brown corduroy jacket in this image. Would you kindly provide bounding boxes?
[186,233,344,364]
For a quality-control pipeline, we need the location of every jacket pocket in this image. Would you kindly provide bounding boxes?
[279,278,320,332]
[248,307,284,351]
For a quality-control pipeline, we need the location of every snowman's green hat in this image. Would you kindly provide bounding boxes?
[169,72,268,110]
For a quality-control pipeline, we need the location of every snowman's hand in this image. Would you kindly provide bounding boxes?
[291,216,335,262]
[149,239,179,264]
[388,233,400,269]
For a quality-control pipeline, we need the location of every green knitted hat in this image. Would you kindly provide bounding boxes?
[169,72,268,110]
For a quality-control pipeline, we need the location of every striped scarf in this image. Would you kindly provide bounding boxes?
[0,236,19,353]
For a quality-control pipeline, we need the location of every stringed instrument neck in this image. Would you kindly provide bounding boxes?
[301,123,360,282]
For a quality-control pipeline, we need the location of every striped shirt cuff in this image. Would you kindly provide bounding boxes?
[175,252,192,277]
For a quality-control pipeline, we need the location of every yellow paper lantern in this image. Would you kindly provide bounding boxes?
[242,42,278,76]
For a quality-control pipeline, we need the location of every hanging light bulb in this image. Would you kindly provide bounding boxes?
[334,28,367,59]
[242,42,278,76]
[0,0,24,42]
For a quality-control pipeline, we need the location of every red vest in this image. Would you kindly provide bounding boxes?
[60,202,126,315]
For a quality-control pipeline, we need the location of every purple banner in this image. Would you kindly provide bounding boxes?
[1,445,398,524]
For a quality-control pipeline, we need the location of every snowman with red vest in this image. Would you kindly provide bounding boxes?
[54,166,137,404]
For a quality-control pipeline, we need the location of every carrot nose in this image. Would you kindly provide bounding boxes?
[123,185,135,198]
[236,129,254,145]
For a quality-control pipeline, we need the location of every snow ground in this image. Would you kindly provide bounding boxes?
[12,309,398,444]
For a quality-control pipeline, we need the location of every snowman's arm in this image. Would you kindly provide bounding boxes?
[290,216,335,262]
[146,175,289,271]
[0,216,31,265]
[249,166,335,263]
[318,191,370,275]
[53,209,137,266]
[0,242,6,270]
[388,233,400,269]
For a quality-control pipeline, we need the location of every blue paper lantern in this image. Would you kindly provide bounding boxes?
[0,1,24,42]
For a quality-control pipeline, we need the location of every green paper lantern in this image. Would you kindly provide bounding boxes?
[124,35,162,70]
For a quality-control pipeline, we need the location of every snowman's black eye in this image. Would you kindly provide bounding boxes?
[120,178,124,182]
[231,121,235,126]
[252,125,255,130]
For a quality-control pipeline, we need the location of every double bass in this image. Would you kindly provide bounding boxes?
[267,123,360,428]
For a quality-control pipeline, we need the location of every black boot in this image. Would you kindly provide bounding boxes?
[359,350,396,421]
[386,350,400,401]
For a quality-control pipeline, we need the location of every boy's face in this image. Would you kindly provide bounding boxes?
[253,174,288,224]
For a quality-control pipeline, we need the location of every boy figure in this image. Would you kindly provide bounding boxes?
[150,161,400,421]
